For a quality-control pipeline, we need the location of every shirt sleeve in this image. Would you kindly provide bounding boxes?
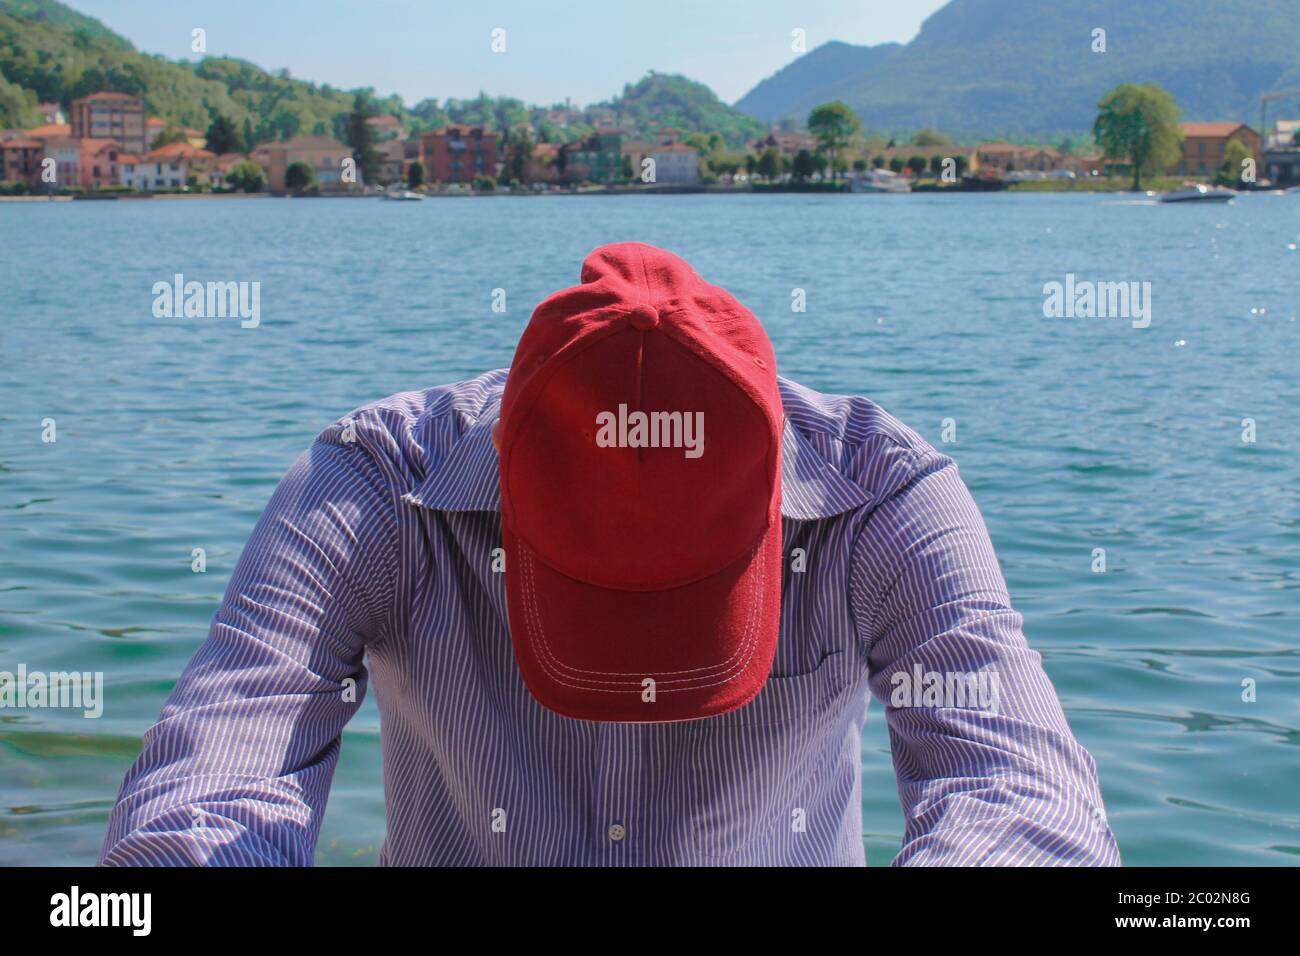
[99,430,400,866]
[850,446,1121,866]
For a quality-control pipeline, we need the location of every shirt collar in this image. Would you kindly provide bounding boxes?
[402,390,871,520]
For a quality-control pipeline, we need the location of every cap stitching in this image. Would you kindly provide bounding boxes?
[520,542,760,686]
[518,542,765,692]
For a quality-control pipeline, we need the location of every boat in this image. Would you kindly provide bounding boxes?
[383,187,425,201]
[1159,183,1235,203]
[849,169,910,193]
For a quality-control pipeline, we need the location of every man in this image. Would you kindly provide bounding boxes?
[101,242,1120,866]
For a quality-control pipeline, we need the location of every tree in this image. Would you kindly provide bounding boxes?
[709,151,745,178]
[1093,82,1183,191]
[285,160,315,192]
[908,154,927,176]
[473,174,496,192]
[911,128,952,147]
[929,155,945,175]
[345,93,382,186]
[853,158,867,172]
[807,102,862,180]
[872,155,885,169]
[756,148,780,181]
[226,159,265,193]
[506,126,533,183]
[407,160,424,189]
[889,156,906,174]
[791,149,816,182]
[1216,138,1252,186]
[151,126,189,149]
[243,116,256,151]
[205,114,243,155]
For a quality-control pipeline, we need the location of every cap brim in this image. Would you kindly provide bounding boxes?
[503,520,781,723]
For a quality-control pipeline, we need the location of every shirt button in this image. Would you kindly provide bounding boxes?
[607,823,626,843]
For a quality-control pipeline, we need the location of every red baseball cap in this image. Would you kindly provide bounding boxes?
[498,242,783,723]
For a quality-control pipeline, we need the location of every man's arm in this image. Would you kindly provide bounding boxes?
[851,446,1121,866]
[99,429,400,866]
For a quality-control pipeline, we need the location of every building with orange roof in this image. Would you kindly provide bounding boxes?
[25,122,71,140]
[133,141,217,189]
[70,91,146,154]
[1,137,45,186]
[79,138,122,190]
[266,134,357,193]
[1170,122,1259,178]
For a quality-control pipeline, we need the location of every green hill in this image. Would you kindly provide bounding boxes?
[0,0,370,141]
[0,0,763,149]
[736,0,1300,136]
[598,72,764,147]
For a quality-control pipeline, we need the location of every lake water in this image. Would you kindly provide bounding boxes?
[2,191,1298,866]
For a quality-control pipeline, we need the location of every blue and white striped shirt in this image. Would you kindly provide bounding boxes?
[100,370,1121,866]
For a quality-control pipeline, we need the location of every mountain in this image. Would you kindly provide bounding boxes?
[736,0,1300,136]
[736,40,902,125]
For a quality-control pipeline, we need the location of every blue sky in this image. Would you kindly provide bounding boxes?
[70,0,948,106]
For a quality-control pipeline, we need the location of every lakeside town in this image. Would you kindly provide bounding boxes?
[3,88,1300,199]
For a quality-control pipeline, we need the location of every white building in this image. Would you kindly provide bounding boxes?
[117,153,148,189]
[39,137,81,189]
[649,143,699,184]
[120,142,217,190]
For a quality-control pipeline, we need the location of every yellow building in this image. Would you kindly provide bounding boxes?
[1170,122,1259,178]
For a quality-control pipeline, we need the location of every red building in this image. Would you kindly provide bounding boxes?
[420,125,497,183]
[80,138,121,190]
[0,137,44,187]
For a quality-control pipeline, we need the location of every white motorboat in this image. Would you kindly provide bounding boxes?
[383,187,425,201]
[849,168,911,193]
[1159,184,1235,203]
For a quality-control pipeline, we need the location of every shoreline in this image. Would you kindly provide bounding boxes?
[6,181,1292,202]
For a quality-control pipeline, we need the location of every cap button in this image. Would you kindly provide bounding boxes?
[628,305,660,331]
